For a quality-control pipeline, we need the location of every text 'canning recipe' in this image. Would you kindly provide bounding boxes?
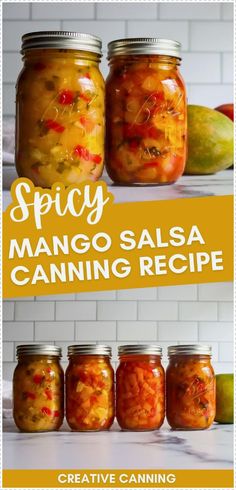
[3,179,233,298]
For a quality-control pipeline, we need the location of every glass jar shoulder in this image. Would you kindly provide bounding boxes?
[167,356,214,379]
[107,57,185,92]
[14,356,62,376]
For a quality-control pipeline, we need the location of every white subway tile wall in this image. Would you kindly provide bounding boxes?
[3,282,234,379]
[2,2,234,116]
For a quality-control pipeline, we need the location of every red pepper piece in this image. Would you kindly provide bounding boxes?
[74,145,90,160]
[143,161,159,168]
[150,92,165,103]
[33,62,46,71]
[46,367,52,374]
[85,73,91,79]
[58,89,74,105]
[45,119,65,133]
[41,406,52,416]
[80,93,91,103]
[91,153,102,164]
[79,116,87,126]
[53,410,60,417]
[45,389,53,400]
[33,374,43,384]
[24,391,36,400]
[74,145,102,164]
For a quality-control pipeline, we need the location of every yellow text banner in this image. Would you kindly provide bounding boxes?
[2,469,234,488]
[3,179,233,298]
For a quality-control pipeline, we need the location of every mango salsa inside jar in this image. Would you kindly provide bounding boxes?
[106,38,187,185]
[16,31,104,187]
[13,345,64,432]
[166,345,216,430]
[66,345,115,431]
[116,345,165,430]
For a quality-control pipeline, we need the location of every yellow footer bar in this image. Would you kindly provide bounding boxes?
[2,469,234,488]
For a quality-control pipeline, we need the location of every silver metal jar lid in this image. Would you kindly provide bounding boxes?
[17,344,62,358]
[21,31,102,55]
[108,38,181,59]
[68,344,112,357]
[118,344,162,357]
[168,345,212,357]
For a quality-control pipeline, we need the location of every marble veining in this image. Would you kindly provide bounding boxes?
[3,420,233,470]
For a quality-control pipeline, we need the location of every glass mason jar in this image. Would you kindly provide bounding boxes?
[106,38,187,185]
[16,31,105,187]
[13,345,64,432]
[66,345,115,431]
[166,345,216,430]
[116,345,165,430]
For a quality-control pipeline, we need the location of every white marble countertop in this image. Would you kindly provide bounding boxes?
[3,419,233,470]
[2,170,233,209]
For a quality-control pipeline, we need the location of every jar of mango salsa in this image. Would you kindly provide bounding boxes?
[13,345,64,432]
[106,38,187,185]
[116,345,165,430]
[66,345,115,431]
[166,345,216,430]
[16,31,104,187]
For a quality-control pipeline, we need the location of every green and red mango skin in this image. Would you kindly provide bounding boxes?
[184,105,234,175]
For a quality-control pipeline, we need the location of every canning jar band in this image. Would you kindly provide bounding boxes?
[67,344,112,358]
[21,31,102,56]
[118,344,162,357]
[107,38,181,59]
[168,344,212,357]
[16,344,62,358]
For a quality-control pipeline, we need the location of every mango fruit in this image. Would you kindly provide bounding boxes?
[184,105,234,174]
[215,374,234,424]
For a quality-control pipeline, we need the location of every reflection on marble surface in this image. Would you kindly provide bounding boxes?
[3,170,233,209]
[3,419,233,470]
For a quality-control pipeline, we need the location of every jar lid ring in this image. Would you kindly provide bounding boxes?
[21,31,102,56]
[16,344,62,358]
[118,344,162,357]
[108,37,181,59]
[168,344,212,357]
[68,344,112,357]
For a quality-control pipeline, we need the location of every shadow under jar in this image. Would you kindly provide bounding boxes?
[106,38,187,185]
[116,345,165,430]
[166,345,216,430]
[13,345,64,432]
[66,345,115,431]
[16,31,104,187]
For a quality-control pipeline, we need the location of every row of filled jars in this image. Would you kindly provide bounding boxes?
[13,343,216,432]
[16,32,187,187]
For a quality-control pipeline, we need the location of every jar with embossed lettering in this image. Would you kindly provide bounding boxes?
[16,31,104,187]
[166,345,216,430]
[105,38,187,185]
